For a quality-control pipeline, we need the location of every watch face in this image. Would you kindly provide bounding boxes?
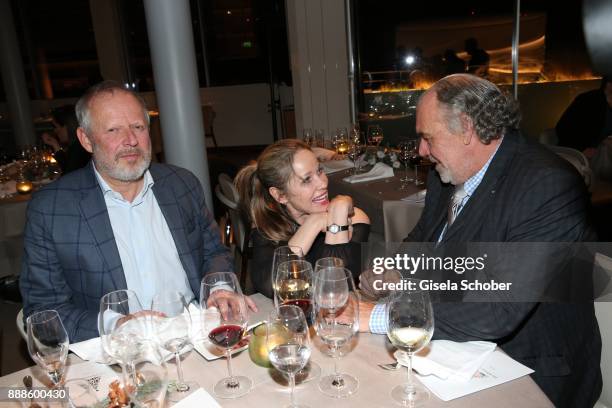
[329,224,339,233]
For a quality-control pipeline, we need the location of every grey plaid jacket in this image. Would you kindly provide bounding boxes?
[20,162,232,342]
[406,132,602,407]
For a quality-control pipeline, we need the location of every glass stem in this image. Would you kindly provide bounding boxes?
[405,352,415,396]
[289,372,297,407]
[175,350,189,391]
[414,164,419,185]
[226,348,237,385]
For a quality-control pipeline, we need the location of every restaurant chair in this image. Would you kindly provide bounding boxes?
[16,308,26,341]
[547,145,592,187]
[215,174,252,292]
[382,200,423,242]
[202,105,218,148]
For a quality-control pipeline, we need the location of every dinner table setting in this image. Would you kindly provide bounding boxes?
[0,259,553,408]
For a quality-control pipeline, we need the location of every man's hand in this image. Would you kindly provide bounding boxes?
[116,310,165,329]
[207,290,258,320]
[334,298,375,333]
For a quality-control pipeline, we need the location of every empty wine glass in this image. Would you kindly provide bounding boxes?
[127,342,170,408]
[315,129,325,148]
[398,140,415,188]
[151,291,198,401]
[274,260,314,322]
[386,279,434,406]
[267,305,312,408]
[314,257,344,273]
[302,128,314,146]
[26,310,69,388]
[272,246,304,307]
[313,267,360,398]
[200,272,251,398]
[410,140,424,186]
[335,128,349,157]
[99,290,148,388]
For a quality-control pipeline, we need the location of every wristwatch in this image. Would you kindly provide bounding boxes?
[327,223,349,234]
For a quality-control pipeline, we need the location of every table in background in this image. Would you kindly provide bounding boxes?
[0,196,29,279]
[0,294,553,408]
[327,168,426,241]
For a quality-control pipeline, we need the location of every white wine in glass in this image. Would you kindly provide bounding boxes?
[386,279,434,406]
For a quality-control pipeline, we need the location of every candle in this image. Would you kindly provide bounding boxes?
[16,180,33,194]
[248,324,288,367]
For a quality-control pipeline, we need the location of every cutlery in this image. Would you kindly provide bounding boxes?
[377,361,400,371]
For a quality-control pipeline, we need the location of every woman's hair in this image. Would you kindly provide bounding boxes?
[235,139,312,242]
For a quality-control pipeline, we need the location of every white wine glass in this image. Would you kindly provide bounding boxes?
[398,140,415,189]
[386,279,434,406]
[274,260,313,322]
[267,305,312,408]
[151,291,198,401]
[313,267,360,398]
[302,128,314,146]
[99,290,148,389]
[26,310,69,388]
[126,342,169,408]
[200,272,251,399]
[272,246,304,307]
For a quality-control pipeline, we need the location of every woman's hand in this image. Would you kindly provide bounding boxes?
[327,195,354,221]
[302,212,328,233]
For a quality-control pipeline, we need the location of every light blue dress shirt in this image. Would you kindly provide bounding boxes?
[369,141,502,334]
[93,166,194,308]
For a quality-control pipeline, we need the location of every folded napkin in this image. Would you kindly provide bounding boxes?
[321,159,354,174]
[69,337,110,364]
[343,162,393,183]
[395,340,496,381]
[172,388,221,408]
[401,189,427,203]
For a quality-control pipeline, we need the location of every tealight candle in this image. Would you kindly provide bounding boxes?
[248,324,288,367]
[16,180,33,194]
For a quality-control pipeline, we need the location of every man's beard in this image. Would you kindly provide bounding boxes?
[93,145,151,182]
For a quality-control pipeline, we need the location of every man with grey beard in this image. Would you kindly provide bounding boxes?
[20,81,253,342]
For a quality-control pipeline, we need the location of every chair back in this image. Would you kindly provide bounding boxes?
[217,174,248,252]
[382,200,424,242]
[547,145,592,187]
[16,308,26,341]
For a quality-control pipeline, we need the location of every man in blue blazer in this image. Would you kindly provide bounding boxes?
[20,81,248,342]
[359,74,602,407]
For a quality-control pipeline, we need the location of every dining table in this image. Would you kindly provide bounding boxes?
[327,165,428,242]
[0,294,553,407]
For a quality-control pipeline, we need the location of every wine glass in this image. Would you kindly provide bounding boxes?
[303,128,314,146]
[314,257,344,273]
[398,140,415,188]
[313,267,360,398]
[272,246,304,307]
[274,260,314,323]
[267,305,312,408]
[126,342,169,408]
[367,125,384,147]
[410,140,425,186]
[315,129,325,148]
[335,128,349,157]
[26,310,69,388]
[200,272,251,398]
[99,290,148,388]
[386,279,434,406]
[151,291,197,401]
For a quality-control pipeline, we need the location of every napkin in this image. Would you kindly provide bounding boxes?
[343,162,393,183]
[401,189,427,203]
[395,340,496,381]
[321,159,354,174]
[172,388,221,408]
[69,337,110,364]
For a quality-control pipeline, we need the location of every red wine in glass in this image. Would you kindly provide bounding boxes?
[208,325,245,348]
[282,299,312,320]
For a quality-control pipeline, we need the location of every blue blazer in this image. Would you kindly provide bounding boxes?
[20,162,233,342]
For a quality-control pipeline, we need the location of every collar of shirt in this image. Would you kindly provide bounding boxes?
[93,165,155,206]
[462,136,504,200]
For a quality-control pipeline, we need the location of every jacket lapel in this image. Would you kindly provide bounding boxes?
[78,164,127,290]
[441,132,518,243]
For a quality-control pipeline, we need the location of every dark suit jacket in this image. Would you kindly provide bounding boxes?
[405,132,602,407]
[20,162,233,342]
